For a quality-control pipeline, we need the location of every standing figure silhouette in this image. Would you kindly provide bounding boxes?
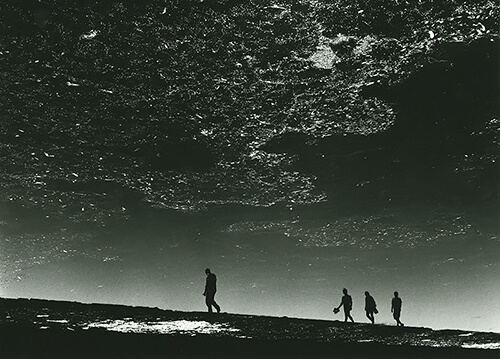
[335,288,354,323]
[203,268,221,313]
[391,291,404,326]
[364,291,377,324]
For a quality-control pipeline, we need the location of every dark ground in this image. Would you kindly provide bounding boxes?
[1,326,496,359]
[1,298,499,358]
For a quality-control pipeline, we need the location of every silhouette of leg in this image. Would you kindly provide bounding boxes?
[206,293,220,313]
[347,310,354,323]
[205,295,213,313]
[213,299,221,313]
[394,311,403,326]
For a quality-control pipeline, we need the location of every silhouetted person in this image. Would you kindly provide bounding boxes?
[364,291,377,324]
[203,268,221,313]
[335,288,354,322]
[391,291,404,326]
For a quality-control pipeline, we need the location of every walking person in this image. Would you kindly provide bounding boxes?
[334,288,354,323]
[203,268,221,313]
[364,291,378,324]
[391,291,404,326]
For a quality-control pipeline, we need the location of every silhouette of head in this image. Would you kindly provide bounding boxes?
[205,268,211,275]
[394,291,399,297]
[365,291,370,296]
[343,288,348,295]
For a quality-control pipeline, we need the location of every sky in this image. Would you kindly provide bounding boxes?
[0,0,499,333]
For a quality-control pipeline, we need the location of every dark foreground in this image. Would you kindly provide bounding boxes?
[1,298,499,359]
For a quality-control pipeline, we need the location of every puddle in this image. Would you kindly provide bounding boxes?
[83,319,240,335]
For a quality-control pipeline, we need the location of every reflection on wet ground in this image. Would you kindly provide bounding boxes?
[83,319,241,336]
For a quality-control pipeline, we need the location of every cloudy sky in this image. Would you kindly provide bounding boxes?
[0,1,499,332]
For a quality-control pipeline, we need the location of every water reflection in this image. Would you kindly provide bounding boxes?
[83,319,240,335]
[462,343,500,350]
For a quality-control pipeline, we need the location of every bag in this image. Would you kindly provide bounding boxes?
[333,308,340,314]
[374,308,378,314]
